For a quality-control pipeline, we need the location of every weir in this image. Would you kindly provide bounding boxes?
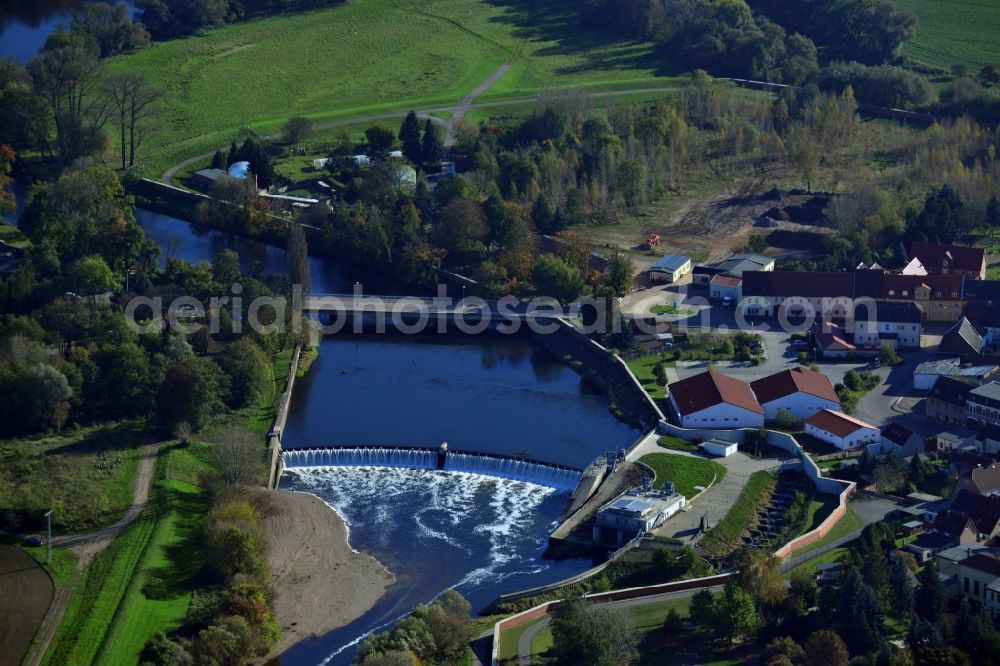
[281,446,582,490]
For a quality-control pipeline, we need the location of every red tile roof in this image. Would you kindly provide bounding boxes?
[750,367,839,405]
[804,409,877,438]
[669,371,763,416]
[910,241,985,274]
[710,274,742,288]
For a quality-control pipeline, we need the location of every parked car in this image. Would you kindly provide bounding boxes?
[869,358,881,369]
[24,536,42,547]
[790,339,811,351]
[721,296,734,307]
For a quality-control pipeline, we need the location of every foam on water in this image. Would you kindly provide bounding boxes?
[280,466,582,664]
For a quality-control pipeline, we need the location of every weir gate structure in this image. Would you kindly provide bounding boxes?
[280,444,584,491]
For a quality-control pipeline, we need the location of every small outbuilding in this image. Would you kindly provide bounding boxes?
[703,438,738,458]
[649,254,692,283]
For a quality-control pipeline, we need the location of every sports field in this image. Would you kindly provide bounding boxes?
[110,0,678,175]
[897,0,1000,70]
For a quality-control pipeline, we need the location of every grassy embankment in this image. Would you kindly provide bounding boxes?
[109,0,682,178]
[699,470,776,557]
[897,0,1000,70]
[624,354,674,400]
[638,453,727,499]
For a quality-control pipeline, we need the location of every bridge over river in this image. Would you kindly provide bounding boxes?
[302,293,572,330]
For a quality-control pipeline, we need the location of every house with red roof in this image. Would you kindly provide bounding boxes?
[804,409,880,450]
[749,367,840,421]
[667,371,764,429]
[909,241,986,280]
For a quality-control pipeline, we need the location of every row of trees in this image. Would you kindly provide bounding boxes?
[355,590,472,665]
[136,0,345,39]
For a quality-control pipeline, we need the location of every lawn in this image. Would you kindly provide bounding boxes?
[0,220,31,249]
[0,420,149,533]
[625,354,674,399]
[699,470,776,557]
[244,346,295,434]
[110,0,682,177]
[499,617,544,665]
[784,505,865,569]
[42,441,216,666]
[897,0,1000,70]
[638,453,727,499]
[650,304,693,315]
[657,435,699,453]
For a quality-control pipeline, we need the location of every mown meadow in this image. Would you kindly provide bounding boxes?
[897,0,1000,70]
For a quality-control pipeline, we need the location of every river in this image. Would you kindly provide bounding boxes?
[135,211,638,664]
[0,1,137,63]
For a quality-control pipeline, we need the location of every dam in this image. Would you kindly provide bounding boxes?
[282,445,584,490]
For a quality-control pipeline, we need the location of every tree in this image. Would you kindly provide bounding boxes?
[476,260,508,299]
[218,337,271,408]
[735,548,787,608]
[775,408,800,431]
[889,554,915,620]
[804,630,849,666]
[915,559,946,622]
[533,254,587,305]
[834,567,884,654]
[282,116,312,148]
[713,582,758,643]
[689,588,715,625]
[71,255,117,296]
[765,636,806,665]
[211,149,225,170]
[158,357,228,431]
[787,569,817,616]
[432,199,488,261]
[102,71,162,169]
[791,134,820,191]
[212,248,240,285]
[287,224,311,294]
[215,430,264,486]
[605,253,634,296]
[551,597,639,666]
[421,118,442,164]
[27,44,108,163]
[365,125,395,153]
[0,145,14,216]
[70,2,148,57]
[94,342,153,418]
[398,111,422,163]
[953,596,994,658]
[532,193,555,233]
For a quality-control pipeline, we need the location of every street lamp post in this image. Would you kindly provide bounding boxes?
[44,510,53,564]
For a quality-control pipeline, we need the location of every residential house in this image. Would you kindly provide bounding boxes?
[956,553,1000,621]
[939,317,985,356]
[905,532,958,563]
[872,422,924,458]
[811,320,856,358]
[968,494,1000,540]
[692,265,726,287]
[880,273,966,322]
[649,254,692,283]
[927,377,976,426]
[804,409,880,450]
[709,274,742,301]
[749,367,840,421]
[958,463,1000,497]
[931,509,980,546]
[852,300,923,349]
[901,257,928,276]
[667,371,765,429]
[967,382,1000,429]
[936,544,1000,578]
[909,241,986,280]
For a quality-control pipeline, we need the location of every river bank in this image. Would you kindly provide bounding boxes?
[257,488,394,660]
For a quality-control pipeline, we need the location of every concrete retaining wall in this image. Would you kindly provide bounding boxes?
[266,344,302,489]
[657,420,857,562]
[490,573,733,665]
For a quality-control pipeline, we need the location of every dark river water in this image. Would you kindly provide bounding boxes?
[128,211,639,664]
[0,1,137,62]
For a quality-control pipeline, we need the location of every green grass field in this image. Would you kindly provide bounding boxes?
[699,470,776,557]
[110,0,681,176]
[41,441,215,666]
[625,355,674,399]
[898,0,1000,70]
[0,421,149,533]
[657,435,699,453]
[785,505,864,564]
[638,453,727,499]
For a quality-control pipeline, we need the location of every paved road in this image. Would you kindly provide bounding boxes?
[446,64,512,145]
[514,585,728,664]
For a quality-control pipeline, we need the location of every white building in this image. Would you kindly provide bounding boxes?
[593,487,686,547]
[649,254,692,283]
[668,371,764,429]
[703,438,738,458]
[852,300,923,350]
[749,367,840,421]
[804,409,880,450]
[709,274,742,301]
[956,553,1000,622]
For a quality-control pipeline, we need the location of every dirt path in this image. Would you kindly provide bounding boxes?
[21,442,163,666]
[444,63,512,146]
